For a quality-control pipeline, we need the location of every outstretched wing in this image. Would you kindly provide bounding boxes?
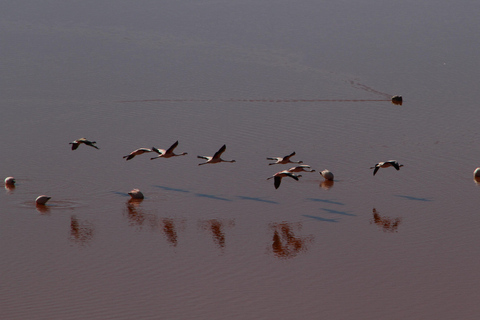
[152,147,164,155]
[284,151,296,160]
[213,144,227,159]
[70,142,79,150]
[274,176,282,189]
[166,141,179,154]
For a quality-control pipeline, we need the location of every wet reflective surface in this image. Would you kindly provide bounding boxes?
[2,1,480,319]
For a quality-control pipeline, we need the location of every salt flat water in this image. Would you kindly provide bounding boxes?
[2,1,480,319]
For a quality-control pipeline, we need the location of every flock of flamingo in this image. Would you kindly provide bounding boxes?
[4,133,413,207]
[7,95,479,206]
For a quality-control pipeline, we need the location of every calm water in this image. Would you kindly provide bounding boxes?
[2,1,480,319]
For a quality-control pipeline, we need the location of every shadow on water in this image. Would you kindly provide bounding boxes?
[303,215,340,223]
[195,193,232,201]
[155,185,232,202]
[321,208,356,217]
[111,191,131,197]
[154,185,191,193]
[394,195,433,202]
[306,198,344,206]
[237,196,279,204]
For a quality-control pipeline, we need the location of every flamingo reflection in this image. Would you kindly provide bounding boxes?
[125,199,156,229]
[161,218,186,247]
[320,179,334,190]
[370,208,402,233]
[270,222,313,259]
[70,215,95,245]
[200,219,235,251]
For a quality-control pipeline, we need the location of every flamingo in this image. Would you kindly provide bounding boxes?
[128,189,144,199]
[287,165,315,173]
[4,177,15,185]
[69,138,99,150]
[474,168,480,178]
[36,195,51,205]
[151,141,188,160]
[391,95,403,105]
[267,170,302,189]
[123,148,153,161]
[197,144,236,165]
[320,169,334,181]
[267,151,303,165]
[370,160,403,176]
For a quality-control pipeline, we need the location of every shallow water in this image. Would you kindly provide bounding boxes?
[2,1,480,319]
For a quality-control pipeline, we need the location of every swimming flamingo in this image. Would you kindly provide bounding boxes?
[151,141,188,160]
[267,170,302,189]
[123,148,153,161]
[69,138,99,150]
[287,165,315,173]
[128,189,144,199]
[391,95,403,105]
[474,168,480,178]
[36,195,51,205]
[320,169,334,181]
[197,144,236,165]
[370,160,403,176]
[267,151,303,165]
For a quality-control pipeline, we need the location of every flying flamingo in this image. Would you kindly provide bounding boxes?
[287,165,315,173]
[123,148,153,161]
[370,160,403,176]
[69,138,99,150]
[267,170,302,189]
[151,141,188,160]
[267,151,303,165]
[197,144,236,165]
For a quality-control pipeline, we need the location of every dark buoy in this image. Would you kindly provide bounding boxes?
[391,95,403,105]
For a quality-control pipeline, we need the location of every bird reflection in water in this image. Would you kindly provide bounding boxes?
[35,204,51,214]
[125,198,156,229]
[370,208,402,233]
[474,175,480,186]
[199,219,235,251]
[161,218,186,247]
[269,222,313,259]
[320,179,334,190]
[70,215,94,245]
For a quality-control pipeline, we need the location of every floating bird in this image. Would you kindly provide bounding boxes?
[69,138,99,150]
[197,144,236,165]
[370,160,404,176]
[128,189,144,199]
[123,148,153,161]
[35,195,51,205]
[320,169,334,181]
[287,165,315,173]
[391,95,403,105]
[267,151,303,165]
[267,170,302,189]
[4,177,15,185]
[474,168,480,178]
[151,141,188,160]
